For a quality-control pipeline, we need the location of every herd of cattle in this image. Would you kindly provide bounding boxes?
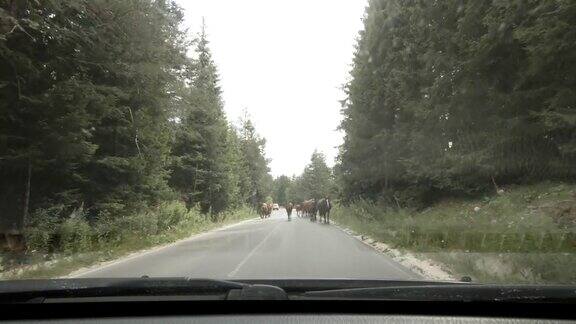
[258,198,332,224]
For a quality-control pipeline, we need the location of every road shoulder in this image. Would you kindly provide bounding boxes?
[331,221,456,281]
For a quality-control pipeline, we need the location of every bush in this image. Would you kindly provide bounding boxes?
[93,210,124,245]
[4,202,258,279]
[93,212,154,245]
[219,205,253,223]
[181,205,205,227]
[131,211,160,236]
[24,205,63,253]
[156,201,188,232]
[58,207,92,253]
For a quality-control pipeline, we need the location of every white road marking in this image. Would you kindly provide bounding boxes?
[227,222,282,278]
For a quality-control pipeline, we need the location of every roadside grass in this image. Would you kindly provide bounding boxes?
[332,182,576,284]
[0,204,256,280]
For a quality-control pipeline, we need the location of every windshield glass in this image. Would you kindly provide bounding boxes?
[1,0,575,290]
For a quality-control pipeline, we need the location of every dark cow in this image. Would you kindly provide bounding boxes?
[258,203,266,219]
[317,197,332,224]
[295,204,302,217]
[286,202,293,221]
[302,199,317,221]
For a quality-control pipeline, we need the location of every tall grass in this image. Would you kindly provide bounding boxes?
[1,203,256,279]
[332,182,576,284]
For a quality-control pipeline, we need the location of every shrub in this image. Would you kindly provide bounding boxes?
[156,201,188,232]
[219,205,253,223]
[130,211,160,236]
[5,202,259,279]
[93,210,124,245]
[181,205,205,226]
[58,207,92,253]
[24,205,63,253]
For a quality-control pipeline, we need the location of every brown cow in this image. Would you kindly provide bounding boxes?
[259,203,272,219]
[267,203,273,218]
[295,204,302,217]
[302,199,317,221]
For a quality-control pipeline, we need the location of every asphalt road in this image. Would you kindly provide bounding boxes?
[74,209,419,280]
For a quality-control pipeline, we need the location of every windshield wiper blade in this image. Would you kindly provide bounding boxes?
[4,279,575,303]
[0,278,292,302]
[0,278,247,303]
[302,284,576,303]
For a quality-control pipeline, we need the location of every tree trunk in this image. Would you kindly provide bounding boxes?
[491,176,499,193]
[22,158,32,227]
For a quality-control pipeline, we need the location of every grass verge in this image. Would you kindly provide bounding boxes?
[0,204,256,280]
[332,182,576,284]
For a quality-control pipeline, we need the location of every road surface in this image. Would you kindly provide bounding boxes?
[74,209,419,280]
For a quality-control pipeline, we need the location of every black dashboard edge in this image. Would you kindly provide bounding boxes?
[1,300,575,321]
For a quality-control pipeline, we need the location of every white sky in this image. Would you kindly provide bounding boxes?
[176,0,367,177]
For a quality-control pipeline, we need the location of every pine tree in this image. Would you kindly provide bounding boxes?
[0,0,188,229]
[272,175,292,205]
[238,116,272,208]
[169,22,232,216]
[338,0,576,206]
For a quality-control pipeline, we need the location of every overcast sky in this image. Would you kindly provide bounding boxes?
[176,0,367,177]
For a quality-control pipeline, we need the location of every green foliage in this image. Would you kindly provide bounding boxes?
[93,211,131,246]
[156,201,189,232]
[2,203,256,279]
[338,0,576,205]
[168,26,272,215]
[333,1,576,283]
[0,0,187,229]
[0,0,272,259]
[169,24,233,215]
[24,206,63,253]
[272,175,292,205]
[25,205,92,254]
[288,151,336,202]
[58,217,92,254]
[237,116,273,208]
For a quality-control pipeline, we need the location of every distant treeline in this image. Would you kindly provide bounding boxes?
[337,0,576,206]
[0,0,272,233]
[272,151,337,206]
